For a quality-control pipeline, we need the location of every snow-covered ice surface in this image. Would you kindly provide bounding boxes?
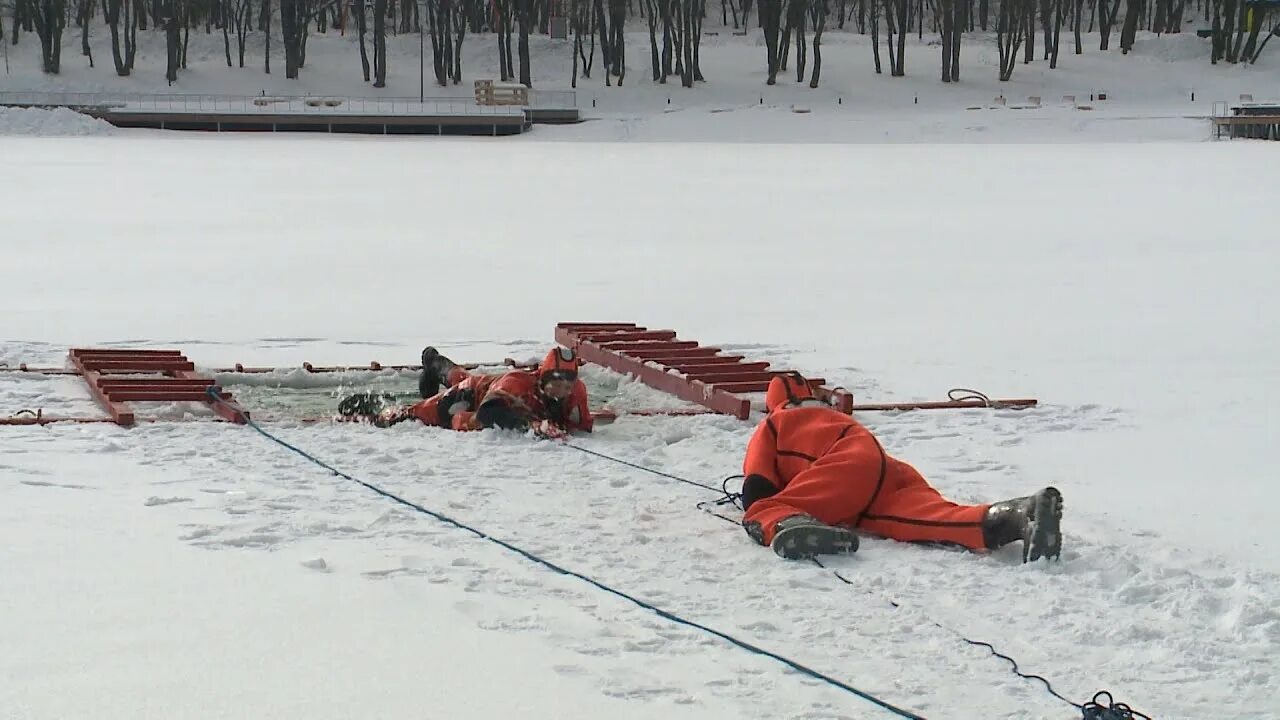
[3,25,1279,720]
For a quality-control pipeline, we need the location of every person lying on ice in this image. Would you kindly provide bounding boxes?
[740,374,1063,564]
[340,346,594,436]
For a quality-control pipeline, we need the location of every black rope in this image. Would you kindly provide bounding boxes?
[947,388,992,406]
[209,390,925,719]
[562,443,1152,720]
[564,442,725,493]
[1081,691,1153,720]
[812,557,1091,712]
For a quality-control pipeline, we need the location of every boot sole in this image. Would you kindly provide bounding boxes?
[1025,486,1063,562]
[772,525,859,560]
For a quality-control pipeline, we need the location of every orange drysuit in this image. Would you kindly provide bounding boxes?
[741,375,989,549]
[394,348,594,433]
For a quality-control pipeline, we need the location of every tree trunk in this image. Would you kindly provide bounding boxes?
[356,0,370,79]
[1049,0,1063,66]
[516,0,531,86]
[680,0,692,86]
[164,0,179,81]
[609,0,625,83]
[997,0,1026,79]
[451,0,465,83]
[870,0,882,72]
[106,0,131,74]
[644,0,660,79]
[940,0,953,80]
[794,0,807,82]
[760,0,780,83]
[808,0,825,86]
[79,0,94,67]
[30,0,67,73]
[263,0,272,73]
[1073,0,1082,52]
[372,0,386,85]
[1118,0,1140,53]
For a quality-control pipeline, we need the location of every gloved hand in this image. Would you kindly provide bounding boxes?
[532,419,568,440]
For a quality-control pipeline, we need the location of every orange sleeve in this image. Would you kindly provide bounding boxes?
[484,372,538,411]
[563,382,594,432]
[742,417,780,485]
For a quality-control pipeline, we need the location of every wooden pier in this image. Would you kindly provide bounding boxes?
[0,91,580,136]
[1212,101,1280,140]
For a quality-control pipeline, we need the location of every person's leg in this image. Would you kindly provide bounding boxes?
[857,457,990,550]
[741,446,880,559]
[419,347,468,398]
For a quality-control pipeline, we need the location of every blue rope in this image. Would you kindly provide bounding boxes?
[206,388,926,720]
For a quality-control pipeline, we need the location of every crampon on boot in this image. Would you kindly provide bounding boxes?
[1024,487,1063,562]
[982,486,1063,563]
[770,514,859,560]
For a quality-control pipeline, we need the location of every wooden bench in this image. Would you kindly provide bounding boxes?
[474,80,529,106]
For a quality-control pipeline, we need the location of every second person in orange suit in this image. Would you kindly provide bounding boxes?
[740,374,1063,563]
[374,346,595,435]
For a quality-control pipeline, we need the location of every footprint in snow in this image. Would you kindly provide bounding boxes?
[20,480,89,489]
[300,558,331,572]
[144,496,193,506]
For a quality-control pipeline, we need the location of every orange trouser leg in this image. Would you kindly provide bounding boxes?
[857,458,989,550]
[742,443,883,545]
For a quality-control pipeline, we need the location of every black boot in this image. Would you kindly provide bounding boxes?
[418,347,460,398]
[982,487,1063,563]
[768,514,859,560]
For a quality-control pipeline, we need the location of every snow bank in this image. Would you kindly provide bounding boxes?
[0,106,118,136]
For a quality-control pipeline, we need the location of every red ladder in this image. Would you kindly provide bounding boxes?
[68,348,249,426]
[554,323,854,420]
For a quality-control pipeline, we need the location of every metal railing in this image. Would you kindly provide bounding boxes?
[0,89,576,115]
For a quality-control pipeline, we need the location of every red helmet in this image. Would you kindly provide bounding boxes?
[539,346,579,384]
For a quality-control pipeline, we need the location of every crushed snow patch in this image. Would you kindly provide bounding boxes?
[0,107,119,136]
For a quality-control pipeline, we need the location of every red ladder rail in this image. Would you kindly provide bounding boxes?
[67,348,249,426]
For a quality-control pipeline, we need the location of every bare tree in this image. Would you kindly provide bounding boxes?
[870,0,882,73]
[495,0,514,79]
[1118,0,1141,52]
[997,0,1027,78]
[372,0,386,85]
[352,0,369,79]
[939,0,963,80]
[643,0,661,79]
[607,0,625,83]
[759,0,781,83]
[1097,0,1120,48]
[809,0,828,86]
[105,0,138,74]
[163,0,179,81]
[515,0,531,86]
[29,0,66,73]
[1048,0,1064,66]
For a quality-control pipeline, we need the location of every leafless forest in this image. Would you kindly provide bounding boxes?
[1,0,1275,88]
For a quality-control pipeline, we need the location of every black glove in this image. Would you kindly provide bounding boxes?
[476,399,530,431]
[740,474,779,512]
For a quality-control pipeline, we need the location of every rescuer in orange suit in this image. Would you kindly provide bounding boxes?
[740,374,1063,563]
[341,346,596,436]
